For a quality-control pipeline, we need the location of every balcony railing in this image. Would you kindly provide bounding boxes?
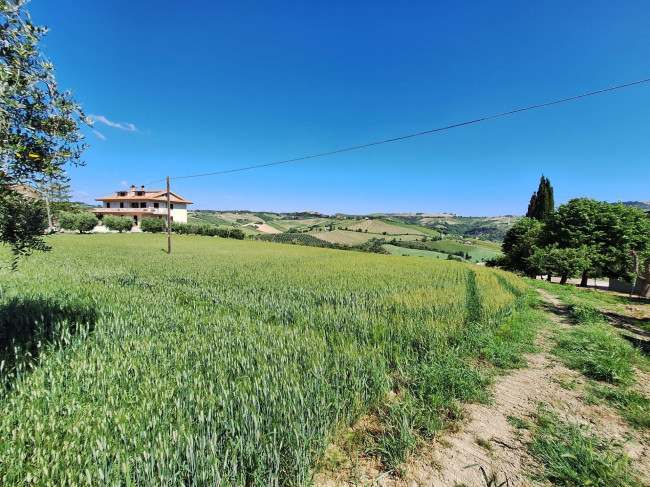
[98,208,162,213]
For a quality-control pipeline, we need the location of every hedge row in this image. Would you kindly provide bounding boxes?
[169,221,246,240]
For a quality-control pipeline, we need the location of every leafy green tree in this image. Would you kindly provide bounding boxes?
[548,199,650,286]
[140,217,166,233]
[526,175,555,221]
[56,211,78,231]
[527,245,590,284]
[0,0,88,263]
[103,215,134,233]
[229,228,245,240]
[501,217,543,276]
[0,192,48,269]
[604,204,650,280]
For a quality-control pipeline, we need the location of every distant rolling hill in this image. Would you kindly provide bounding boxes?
[188,210,519,244]
[620,201,650,210]
[184,209,519,261]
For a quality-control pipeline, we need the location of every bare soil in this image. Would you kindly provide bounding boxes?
[244,222,282,234]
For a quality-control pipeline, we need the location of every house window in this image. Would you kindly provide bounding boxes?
[131,203,138,208]
[137,191,144,196]
[105,202,109,208]
[119,192,126,196]
[170,204,174,209]
[140,202,146,208]
[120,202,124,208]
[153,202,159,208]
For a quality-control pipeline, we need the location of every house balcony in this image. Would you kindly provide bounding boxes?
[93,207,172,213]
[92,208,169,216]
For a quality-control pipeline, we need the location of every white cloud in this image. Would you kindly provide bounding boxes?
[92,129,107,140]
[77,191,89,197]
[89,114,138,132]
[120,180,129,188]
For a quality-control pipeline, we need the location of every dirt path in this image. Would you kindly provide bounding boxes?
[408,288,650,487]
[404,290,574,486]
[320,287,650,486]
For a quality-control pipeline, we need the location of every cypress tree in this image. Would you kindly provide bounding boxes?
[526,175,554,221]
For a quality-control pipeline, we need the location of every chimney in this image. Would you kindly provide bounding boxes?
[129,185,136,196]
[141,185,145,191]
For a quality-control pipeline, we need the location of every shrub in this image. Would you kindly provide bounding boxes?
[56,211,98,233]
[229,229,245,240]
[170,222,246,241]
[56,211,78,231]
[171,222,185,234]
[103,215,134,233]
[140,217,166,233]
[76,213,99,233]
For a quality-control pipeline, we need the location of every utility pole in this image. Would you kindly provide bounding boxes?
[167,176,172,254]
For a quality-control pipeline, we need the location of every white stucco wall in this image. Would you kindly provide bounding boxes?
[99,199,188,223]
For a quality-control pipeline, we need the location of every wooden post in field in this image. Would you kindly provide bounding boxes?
[167,176,172,254]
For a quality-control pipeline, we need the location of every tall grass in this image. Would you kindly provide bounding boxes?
[524,406,636,487]
[553,304,638,385]
[0,234,528,485]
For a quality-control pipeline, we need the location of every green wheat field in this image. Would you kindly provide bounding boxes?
[0,234,529,486]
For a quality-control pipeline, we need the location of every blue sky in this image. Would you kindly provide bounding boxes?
[27,0,650,215]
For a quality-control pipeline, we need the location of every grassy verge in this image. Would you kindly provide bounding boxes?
[511,405,637,487]
[586,384,650,429]
[530,278,643,307]
[320,289,543,475]
[553,311,637,385]
[533,281,650,426]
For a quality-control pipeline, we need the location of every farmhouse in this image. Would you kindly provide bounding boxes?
[92,185,192,225]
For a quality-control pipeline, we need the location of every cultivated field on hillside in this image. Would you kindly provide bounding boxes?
[382,244,449,259]
[428,240,501,262]
[0,234,527,485]
[339,219,427,236]
[309,229,377,245]
[187,210,519,243]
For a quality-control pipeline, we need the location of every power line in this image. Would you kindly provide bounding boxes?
[137,77,649,187]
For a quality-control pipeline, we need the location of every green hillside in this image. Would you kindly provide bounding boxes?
[187,210,517,243]
[387,238,502,263]
[383,244,449,259]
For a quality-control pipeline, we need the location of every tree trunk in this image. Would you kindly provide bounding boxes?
[546,273,552,282]
[639,259,650,298]
[560,274,568,284]
[45,196,52,230]
[579,269,589,287]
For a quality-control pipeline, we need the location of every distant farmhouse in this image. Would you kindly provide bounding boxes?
[92,185,192,225]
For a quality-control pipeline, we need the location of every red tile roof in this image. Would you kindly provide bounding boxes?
[96,190,192,204]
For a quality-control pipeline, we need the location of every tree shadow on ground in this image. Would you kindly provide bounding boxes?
[0,296,97,390]
[601,311,650,358]
[620,295,650,305]
[539,301,573,321]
